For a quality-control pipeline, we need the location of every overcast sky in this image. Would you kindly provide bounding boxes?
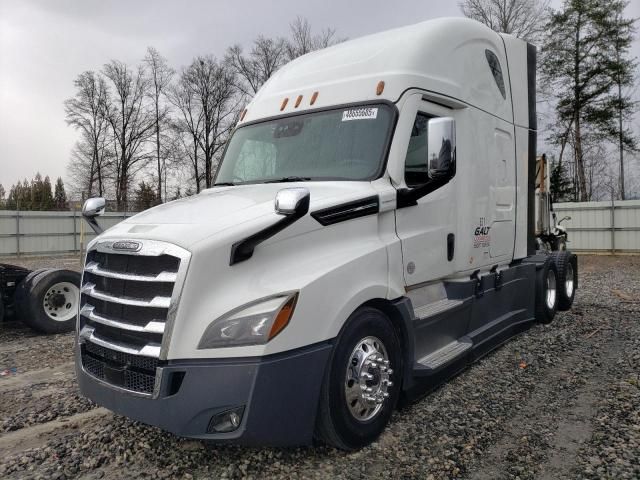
[1,0,638,193]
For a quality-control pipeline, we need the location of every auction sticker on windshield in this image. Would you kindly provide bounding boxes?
[342,107,378,121]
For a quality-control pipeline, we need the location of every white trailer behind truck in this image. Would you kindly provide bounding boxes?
[76,18,578,450]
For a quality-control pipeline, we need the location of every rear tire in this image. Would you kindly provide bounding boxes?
[19,269,81,334]
[551,251,577,311]
[315,307,402,450]
[14,268,52,320]
[535,257,558,325]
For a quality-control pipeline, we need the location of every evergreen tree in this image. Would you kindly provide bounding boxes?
[30,173,44,210]
[42,176,54,210]
[54,177,68,210]
[0,183,5,209]
[134,181,157,211]
[19,179,32,210]
[550,160,573,202]
[6,185,17,210]
[606,2,637,199]
[541,0,636,201]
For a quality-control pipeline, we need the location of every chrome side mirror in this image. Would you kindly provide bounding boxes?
[230,188,311,265]
[82,197,105,217]
[82,197,106,234]
[274,187,310,217]
[427,117,456,179]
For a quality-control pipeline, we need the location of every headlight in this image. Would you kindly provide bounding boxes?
[198,293,298,349]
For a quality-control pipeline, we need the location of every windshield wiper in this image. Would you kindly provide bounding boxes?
[263,176,311,183]
[213,182,235,186]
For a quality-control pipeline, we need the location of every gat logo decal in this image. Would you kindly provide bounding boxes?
[473,217,491,248]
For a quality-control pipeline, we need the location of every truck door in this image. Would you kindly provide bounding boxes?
[395,106,458,286]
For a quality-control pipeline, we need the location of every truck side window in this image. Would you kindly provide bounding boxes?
[404,113,432,187]
[485,49,506,99]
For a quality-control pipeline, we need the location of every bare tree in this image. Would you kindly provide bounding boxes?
[182,57,240,188]
[459,0,549,42]
[226,37,288,96]
[64,71,110,196]
[102,60,156,209]
[143,47,174,202]
[168,71,205,192]
[286,16,341,59]
[67,133,114,200]
[227,17,343,97]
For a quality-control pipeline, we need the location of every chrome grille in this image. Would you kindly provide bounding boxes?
[78,240,190,396]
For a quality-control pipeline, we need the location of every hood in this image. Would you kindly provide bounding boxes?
[97,182,379,249]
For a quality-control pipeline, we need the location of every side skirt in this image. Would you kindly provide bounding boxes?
[399,262,537,404]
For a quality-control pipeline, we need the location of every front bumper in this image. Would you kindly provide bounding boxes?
[76,341,333,446]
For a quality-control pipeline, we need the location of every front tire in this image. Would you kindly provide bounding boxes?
[315,307,402,450]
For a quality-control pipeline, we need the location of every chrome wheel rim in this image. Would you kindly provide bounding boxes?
[344,336,393,422]
[43,282,79,322]
[546,269,557,310]
[565,263,574,298]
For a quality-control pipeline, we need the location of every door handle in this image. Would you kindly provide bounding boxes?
[447,233,455,261]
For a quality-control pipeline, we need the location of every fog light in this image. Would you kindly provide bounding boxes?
[207,406,245,433]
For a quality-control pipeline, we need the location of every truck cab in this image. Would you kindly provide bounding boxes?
[76,18,578,450]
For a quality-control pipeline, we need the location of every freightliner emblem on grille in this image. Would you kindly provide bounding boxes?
[111,241,142,252]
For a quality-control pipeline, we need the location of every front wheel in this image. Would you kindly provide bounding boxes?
[315,307,402,450]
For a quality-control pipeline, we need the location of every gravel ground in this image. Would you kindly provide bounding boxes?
[0,255,638,479]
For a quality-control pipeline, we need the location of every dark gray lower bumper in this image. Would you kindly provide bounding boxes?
[76,342,333,446]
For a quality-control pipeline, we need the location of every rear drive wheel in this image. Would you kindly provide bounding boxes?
[20,269,81,334]
[535,257,558,325]
[14,268,51,319]
[315,307,402,450]
[551,251,577,311]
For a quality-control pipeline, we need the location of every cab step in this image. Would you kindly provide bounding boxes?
[413,298,463,320]
[415,337,472,373]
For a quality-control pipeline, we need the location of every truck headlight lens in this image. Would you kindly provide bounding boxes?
[198,293,298,349]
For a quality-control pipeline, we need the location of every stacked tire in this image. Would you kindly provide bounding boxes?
[15,269,81,334]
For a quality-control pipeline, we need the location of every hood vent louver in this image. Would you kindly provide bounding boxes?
[311,196,380,226]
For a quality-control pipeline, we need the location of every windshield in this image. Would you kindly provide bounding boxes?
[215,104,394,184]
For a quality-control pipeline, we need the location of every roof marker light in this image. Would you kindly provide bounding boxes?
[240,109,247,121]
[295,95,303,108]
[376,81,385,96]
[280,98,289,111]
[310,91,318,105]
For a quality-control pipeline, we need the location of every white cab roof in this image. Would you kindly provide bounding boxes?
[241,17,518,125]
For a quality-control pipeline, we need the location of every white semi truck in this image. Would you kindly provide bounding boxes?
[76,18,578,450]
